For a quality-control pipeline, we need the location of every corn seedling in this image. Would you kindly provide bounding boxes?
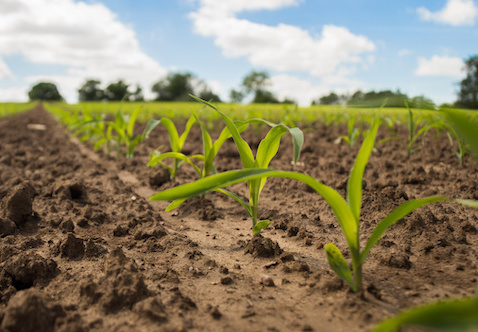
[444,108,478,161]
[152,95,304,234]
[106,106,160,159]
[372,296,478,332]
[148,114,196,179]
[336,114,361,147]
[150,113,478,293]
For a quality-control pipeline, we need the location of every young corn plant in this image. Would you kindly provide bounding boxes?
[150,113,478,293]
[106,106,160,159]
[152,96,304,235]
[444,108,478,161]
[147,115,196,179]
[335,114,361,148]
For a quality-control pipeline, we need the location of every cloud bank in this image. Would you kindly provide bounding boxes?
[0,0,166,101]
[190,0,375,104]
[415,55,464,77]
[417,0,478,26]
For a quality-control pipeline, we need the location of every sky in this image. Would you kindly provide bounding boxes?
[0,0,476,106]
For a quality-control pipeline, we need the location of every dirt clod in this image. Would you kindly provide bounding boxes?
[244,234,283,258]
[4,252,58,289]
[60,233,85,260]
[1,289,58,332]
[1,182,36,225]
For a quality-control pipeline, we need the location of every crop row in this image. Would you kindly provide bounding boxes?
[0,102,38,118]
[45,98,478,331]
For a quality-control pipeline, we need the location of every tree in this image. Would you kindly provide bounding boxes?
[409,95,436,110]
[456,55,478,109]
[152,72,194,101]
[198,88,221,103]
[233,70,279,103]
[252,89,279,103]
[78,79,104,101]
[318,92,340,105]
[230,89,244,103]
[105,80,129,101]
[28,82,63,101]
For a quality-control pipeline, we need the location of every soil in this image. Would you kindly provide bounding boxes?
[0,104,477,332]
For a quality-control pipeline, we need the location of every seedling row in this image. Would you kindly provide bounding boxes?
[44,99,478,331]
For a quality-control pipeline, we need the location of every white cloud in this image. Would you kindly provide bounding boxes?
[414,55,464,77]
[0,57,13,79]
[269,74,363,106]
[417,0,478,26]
[190,0,375,81]
[0,0,167,102]
[194,0,300,16]
[0,87,28,102]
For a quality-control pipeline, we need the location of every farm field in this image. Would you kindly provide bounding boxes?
[0,103,478,331]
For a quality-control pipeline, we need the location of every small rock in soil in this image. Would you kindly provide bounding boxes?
[4,252,58,289]
[1,289,58,332]
[220,277,234,285]
[260,275,275,287]
[244,234,283,258]
[1,182,36,225]
[133,297,168,323]
[60,233,85,260]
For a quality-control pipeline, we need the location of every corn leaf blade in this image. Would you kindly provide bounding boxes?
[324,243,356,292]
[150,168,357,251]
[361,196,451,264]
[347,114,380,223]
[190,95,255,168]
[372,297,478,332]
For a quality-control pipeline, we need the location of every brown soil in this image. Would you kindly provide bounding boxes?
[0,104,477,332]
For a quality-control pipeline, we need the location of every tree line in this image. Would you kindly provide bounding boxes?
[27,55,478,109]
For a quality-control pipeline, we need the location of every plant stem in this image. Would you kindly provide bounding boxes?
[352,255,363,295]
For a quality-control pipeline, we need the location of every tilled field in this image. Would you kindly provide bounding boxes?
[0,105,477,332]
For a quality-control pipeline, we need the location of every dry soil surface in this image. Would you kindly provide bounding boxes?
[0,105,477,332]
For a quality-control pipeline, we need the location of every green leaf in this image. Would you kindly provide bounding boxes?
[253,220,272,235]
[190,95,255,168]
[106,121,127,143]
[158,117,180,152]
[372,297,478,332]
[324,243,356,292]
[166,198,187,211]
[445,109,478,160]
[213,188,252,217]
[347,113,380,224]
[178,115,196,150]
[143,119,161,139]
[149,168,358,252]
[127,105,142,138]
[147,151,202,177]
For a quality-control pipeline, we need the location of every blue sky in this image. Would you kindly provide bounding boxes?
[0,0,476,105]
